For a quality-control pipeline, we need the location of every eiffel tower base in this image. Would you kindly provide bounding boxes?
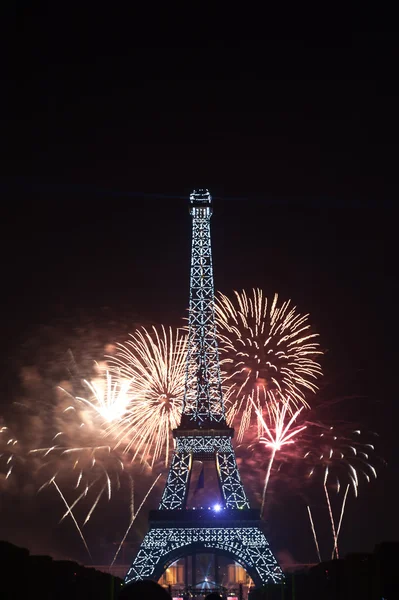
[125,509,284,588]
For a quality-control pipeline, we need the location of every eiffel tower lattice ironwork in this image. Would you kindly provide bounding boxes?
[125,190,283,588]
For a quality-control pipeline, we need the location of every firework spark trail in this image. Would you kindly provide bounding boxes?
[215,289,322,440]
[52,480,92,561]
[0,429,24,481]
[252,396,307,515]
[324,468,339,559]
[103,467,112,500]
[260,446,277,517]
[59,480,98,523]
[38,475,58,494]
[307,505,322,563]
[83,485,106,525]
[333,483,350,559]
[111,473,162,566]
[129,475,134,522]
[108,326,187,466]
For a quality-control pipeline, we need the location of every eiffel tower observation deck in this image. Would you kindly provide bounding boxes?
[125,190,283,589]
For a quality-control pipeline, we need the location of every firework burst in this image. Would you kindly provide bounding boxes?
[32,369,143,513]
[253,394,307,516]
[302,424,378,496]
[215,289,323,440]
[300,423,380,559]
[108,326,187,466]
[75,370,134,424]
[0,368,146,558]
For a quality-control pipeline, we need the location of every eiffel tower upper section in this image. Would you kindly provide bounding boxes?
[179,189,229,431]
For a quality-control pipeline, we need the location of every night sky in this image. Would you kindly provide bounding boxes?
[1,8,398,566]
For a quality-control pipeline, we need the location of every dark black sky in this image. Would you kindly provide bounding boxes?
[1,7,398,565]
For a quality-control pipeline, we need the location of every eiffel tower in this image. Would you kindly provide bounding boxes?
[125,190,283,588]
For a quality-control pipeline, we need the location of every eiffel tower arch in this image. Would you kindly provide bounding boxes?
[125,190,283,588]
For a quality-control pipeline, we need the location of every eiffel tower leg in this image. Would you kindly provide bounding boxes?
[216,443,250,509]
[159,450,192,510]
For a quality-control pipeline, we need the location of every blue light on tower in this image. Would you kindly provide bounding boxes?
[213,503,221,512]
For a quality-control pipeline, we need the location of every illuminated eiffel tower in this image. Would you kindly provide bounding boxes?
[125,190,283,588]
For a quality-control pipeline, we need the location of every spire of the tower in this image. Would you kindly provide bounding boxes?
[180,189,226,428]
